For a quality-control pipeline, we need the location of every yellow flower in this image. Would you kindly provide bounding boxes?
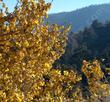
[0,53,2,59]
[44,63,50,68]
[34,20,39,25]
[14,93,22,102]
[101,84,108,90]
[39,81,45,86]
[5,68,9,72]
[23,41,29,47]
[30,0,34,2]
[64,71,69,76]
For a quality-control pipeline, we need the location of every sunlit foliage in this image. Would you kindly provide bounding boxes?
[0,0,110,102]
[82,60,110,101]
[0,0,69,101]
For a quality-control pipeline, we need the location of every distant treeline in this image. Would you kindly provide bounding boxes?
[54,20,110,71]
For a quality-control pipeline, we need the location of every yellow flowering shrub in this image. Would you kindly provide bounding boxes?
[82,60,110,101]
[0,0,70,101]
[0,0,110,102]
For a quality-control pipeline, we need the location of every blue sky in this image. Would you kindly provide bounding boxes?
[2,0,110,14]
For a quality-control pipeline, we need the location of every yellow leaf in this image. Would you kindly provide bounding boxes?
[64,71,69,76]
[34,20,39,25]
[23,41,29,47]
[44,63,50,68]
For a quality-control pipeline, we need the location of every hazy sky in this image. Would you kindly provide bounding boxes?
[2,0,110,14]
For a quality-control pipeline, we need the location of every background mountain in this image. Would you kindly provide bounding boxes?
[47,3,110,32]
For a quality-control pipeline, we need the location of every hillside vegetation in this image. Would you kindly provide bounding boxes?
[57,20,110,70]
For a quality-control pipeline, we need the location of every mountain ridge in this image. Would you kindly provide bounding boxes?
[47,3,110,32]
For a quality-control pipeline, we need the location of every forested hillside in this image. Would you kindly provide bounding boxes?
[56,20,110,70]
